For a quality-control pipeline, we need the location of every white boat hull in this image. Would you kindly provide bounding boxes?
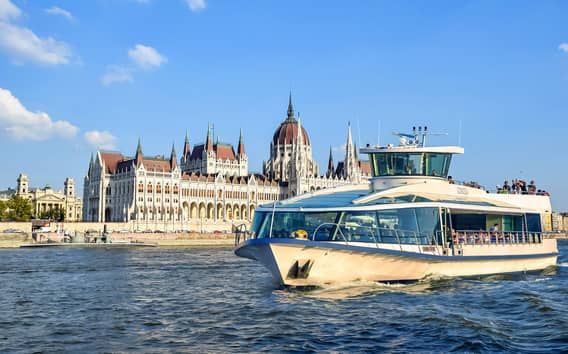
[235,238,558,286]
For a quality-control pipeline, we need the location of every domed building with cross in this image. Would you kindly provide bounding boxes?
[263,94,371,197]
[82,94,370,228]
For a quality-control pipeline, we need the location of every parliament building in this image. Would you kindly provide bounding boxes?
[82,95,370,227]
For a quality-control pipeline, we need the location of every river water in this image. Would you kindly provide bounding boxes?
[0,241,567,353]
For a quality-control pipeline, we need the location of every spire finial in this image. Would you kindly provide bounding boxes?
[287,91,295,120]
[237,128,246,156]
[135,137,143,166]
[185,130,189,144]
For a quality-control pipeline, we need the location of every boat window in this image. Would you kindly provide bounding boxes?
[250,211,267,238]
[415,207,441,244]
[526,213,542,232]
[376,208,441,245]
[337,211,378,243]
[369,152,452,178]
[256,212,340,239]
[377,208,419,244]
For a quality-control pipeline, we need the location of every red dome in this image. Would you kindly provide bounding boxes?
[272,119,311,146]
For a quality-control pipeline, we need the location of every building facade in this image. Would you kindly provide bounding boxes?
[0,174,83,221]
[83,94,370,226]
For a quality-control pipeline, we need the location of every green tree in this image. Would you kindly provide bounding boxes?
[39,208,65,221]
[7,195,33,221]
[0,199,6,221]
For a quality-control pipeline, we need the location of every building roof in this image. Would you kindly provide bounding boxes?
[189,143,238,161]
[359,160,371,174]
[272,120,311,146]
[272,94,311,146]
[100,152,125,174]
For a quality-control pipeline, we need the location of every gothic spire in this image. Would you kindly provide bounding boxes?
[135,138,143,166]
[237,128,246,157]
[170,142,177,169]
[205,123,214,152]
[286,91,295,121]
[327,146,335,178]
[182,130,191,162]
[88,152,94,175]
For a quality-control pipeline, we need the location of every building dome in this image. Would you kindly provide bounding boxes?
[272,94,311,146]
[272,119,311,146]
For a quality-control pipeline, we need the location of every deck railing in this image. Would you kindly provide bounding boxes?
[451,230,543,246]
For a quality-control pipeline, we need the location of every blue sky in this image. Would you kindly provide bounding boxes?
[0,0,567,209]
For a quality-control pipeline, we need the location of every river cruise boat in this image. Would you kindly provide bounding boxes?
[234,127,558,286]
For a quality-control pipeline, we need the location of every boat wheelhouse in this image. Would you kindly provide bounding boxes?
[235,127,558,286]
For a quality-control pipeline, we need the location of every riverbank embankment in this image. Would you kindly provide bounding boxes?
[0,232,235,248]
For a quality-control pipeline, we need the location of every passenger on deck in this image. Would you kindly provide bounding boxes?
[528,180,537,194]
[448,176,455,184]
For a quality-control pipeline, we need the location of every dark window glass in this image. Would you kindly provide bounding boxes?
[526,213,542,232]
[368,152,452,178]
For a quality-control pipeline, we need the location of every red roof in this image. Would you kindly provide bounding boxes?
[142,158,171,171]
[359,160,371,174]
[272,120,310,146]
[100,152,124,174]
[189,143,237,161]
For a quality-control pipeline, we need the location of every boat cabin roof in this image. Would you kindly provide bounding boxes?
[257,184,543,215]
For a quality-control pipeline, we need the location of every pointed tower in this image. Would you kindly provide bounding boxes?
[286,91,296,121]
[237,128,246,157]
[343,122,359,180]
[135,138,143,167]
[182,130,191,164]
[170,142,177,170]
[205,123,214,152]
[87,152,94,176]
[327,146,335,178]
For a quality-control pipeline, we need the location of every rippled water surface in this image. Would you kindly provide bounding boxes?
[1,241,567,353]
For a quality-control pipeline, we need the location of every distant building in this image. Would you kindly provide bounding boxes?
[83,94,371,226]
[552,212,568,231]
[0,174,83,221]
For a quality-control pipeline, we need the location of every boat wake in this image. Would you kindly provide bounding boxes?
[279,275,458,300]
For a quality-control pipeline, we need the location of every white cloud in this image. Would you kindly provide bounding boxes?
[185,0,206,12]
[45,6,74,21]
[84,130,118,150]
[0,0,20,21]
[128,44,167,70]
[0,20,72,65]
[560,43,568,53]
[0,87,78,140]
[101,65,134,85]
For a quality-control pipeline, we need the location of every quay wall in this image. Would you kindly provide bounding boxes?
[0,220,250,234]
[0,221,246,247]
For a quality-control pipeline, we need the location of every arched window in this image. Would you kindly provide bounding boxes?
[147,183,153,193]
[156,183,162,194]
[165,184,170,194]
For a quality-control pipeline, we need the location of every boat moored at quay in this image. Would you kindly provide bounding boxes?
[234,127,558,287]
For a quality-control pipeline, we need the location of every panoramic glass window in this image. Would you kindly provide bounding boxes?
[369,152,452,178]
[256,212,339,239]
[377,208,441,244]
[338,211,378,243]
